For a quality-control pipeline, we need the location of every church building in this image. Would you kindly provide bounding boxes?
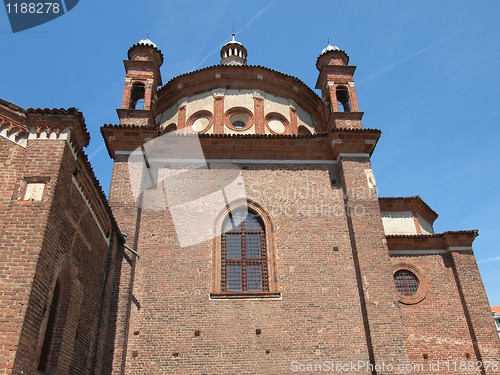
[0,36,499,374]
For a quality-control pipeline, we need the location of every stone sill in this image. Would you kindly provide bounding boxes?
[210,292,281,300]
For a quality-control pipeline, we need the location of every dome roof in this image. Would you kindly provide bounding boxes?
[137,38,157,48]
[224,34,243,47]
[321,43,341,54]
[316,42,349,68]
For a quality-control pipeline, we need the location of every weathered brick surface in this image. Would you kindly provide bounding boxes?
[103,156,143,375]
[102,42,500,375]
[387,252,500,374]
[109,163,374,374]
[0,138,118,375]
[0,101,122,375]
[3,41,500,375]
[339,156,410,373]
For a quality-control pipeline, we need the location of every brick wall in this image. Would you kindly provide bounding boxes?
[108,160,389,374]
[389,251,500,374]
[0,106,121,375]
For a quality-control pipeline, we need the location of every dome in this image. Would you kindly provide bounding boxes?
[316,42,349,69]
[321,43,341,54]
[138,38,157,49]
[224,34,243,47]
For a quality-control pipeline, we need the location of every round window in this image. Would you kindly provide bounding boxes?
[229,113,248,128]
[186,110,213,134]
[394,269,419,296]
[265,112,290,135]
[268,118,285,134]
[192,117,210,132]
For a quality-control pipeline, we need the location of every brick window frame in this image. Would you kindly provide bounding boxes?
[265,112,291,135]
[392,263,428,305]
[211,200,280,299]
[186,110,214,134]
[224,107,255,132]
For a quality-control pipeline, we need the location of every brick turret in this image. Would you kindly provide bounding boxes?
[117,38,163,127]
[316,44,363,130]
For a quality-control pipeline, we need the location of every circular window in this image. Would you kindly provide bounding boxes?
[229,113,248,128]
[265,113,290,135]
[268,119,285,134]
[225,107,254,131]
[192,117,210,132]
[186,110,213,133]
[392,263,428,305]
[394,270,419,296]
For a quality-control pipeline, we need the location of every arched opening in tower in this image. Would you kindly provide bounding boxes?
[130,82,146,110]
[336,85,351,112]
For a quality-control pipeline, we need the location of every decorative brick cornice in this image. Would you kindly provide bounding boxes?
[100,124,157,159]
[316,48,350,67]
[328,128,381,158]
[26,107,90,151]
[127,42,163,65]
[0,115,29,139]
[159,65,317,98]
[0,98,29,147]
[386,230,478,252]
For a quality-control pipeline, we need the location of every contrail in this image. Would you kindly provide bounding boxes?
[477,255,500,263]
[239,0,277,34]
[357,31,460,85]
[191,0,278,70]
[88,143,105,160]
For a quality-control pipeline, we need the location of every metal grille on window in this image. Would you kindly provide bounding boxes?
[394,270,419,296]
[221,210,269,292]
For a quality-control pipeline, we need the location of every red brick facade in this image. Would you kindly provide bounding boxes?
[0,103,122,374]
[0,39,499,374]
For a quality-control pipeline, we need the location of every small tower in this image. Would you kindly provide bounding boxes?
[220,34,247,66]
[316,43,362,130]
[117,38,163,127]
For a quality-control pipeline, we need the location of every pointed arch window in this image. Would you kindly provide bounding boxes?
[211,202,280,299]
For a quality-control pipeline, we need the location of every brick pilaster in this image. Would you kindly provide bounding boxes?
[105,157,142,374]
[340,156,410,372]
[450,250,500,373]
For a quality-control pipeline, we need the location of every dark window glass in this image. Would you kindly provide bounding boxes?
[232,120,246,128]
[394,270,419,296]
[221,210,268,292]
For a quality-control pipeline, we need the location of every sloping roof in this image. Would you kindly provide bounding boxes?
[379,195,439,221]
[158,64,321,101]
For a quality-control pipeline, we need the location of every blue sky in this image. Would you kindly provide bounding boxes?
[2,1,500,306]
